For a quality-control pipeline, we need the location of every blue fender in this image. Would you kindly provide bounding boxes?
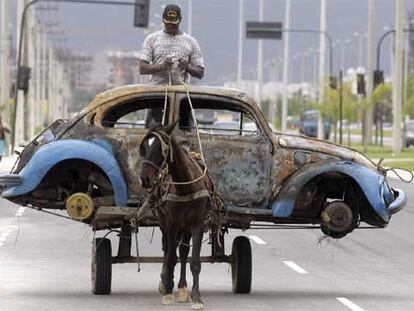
[2,139,128,207]
[271,160,393,223]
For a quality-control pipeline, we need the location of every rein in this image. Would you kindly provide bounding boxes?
[144,129,207,187]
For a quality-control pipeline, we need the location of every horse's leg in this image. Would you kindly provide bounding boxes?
[177,231,191,303]
[190,228,204,310]
[159,228,167,295]
[162,226,178,305]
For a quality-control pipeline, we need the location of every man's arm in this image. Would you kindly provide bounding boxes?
[177,61,204,79]
[186,64,204,79]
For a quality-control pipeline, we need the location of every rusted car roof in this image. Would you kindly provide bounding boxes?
[87,84,251,112]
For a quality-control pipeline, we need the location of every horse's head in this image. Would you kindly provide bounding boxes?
[139,121,178,189]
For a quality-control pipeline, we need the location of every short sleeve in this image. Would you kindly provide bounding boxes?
[189,38,205,68]
[138,35,153,63]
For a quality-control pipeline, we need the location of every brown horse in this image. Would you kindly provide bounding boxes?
[139,122,211,310]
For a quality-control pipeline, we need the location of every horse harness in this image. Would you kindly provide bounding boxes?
[141,129,225,227]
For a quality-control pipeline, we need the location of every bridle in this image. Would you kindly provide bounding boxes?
[140,128,207,186]
[141,130,173,175]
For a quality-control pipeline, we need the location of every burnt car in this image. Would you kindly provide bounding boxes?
[0,84,405,236]
[0,84,406,294]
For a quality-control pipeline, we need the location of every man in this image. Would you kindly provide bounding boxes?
[138,4,205,86]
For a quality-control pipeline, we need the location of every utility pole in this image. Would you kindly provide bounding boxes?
[317,0,327,140]
[393,0,404,156]
[364,0,374,151]
[35,21,42,133]
[48,45,53,124]
[27,5,35,140]
[16,0,27,145]
[237,0,244,84]
[187,0,192,35]
[269,58,278,127]
[41,28,47,127]
[281,0,291,133]
[256,0,264,109]
[1,0,10,128]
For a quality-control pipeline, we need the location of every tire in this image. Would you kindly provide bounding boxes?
[91,238,112,295]
[231,236,252,294]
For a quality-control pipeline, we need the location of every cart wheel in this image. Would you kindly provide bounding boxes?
[231,236,252,294]
[91,238,112,295]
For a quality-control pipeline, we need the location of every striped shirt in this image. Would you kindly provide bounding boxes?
[138,30,204,85]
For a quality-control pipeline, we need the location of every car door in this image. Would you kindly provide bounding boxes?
[175,93,273,208]
[93,92,174,197]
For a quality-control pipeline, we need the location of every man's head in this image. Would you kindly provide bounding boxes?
[163,4,181,35]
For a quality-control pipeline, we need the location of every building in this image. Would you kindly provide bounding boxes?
[106,50,149,89]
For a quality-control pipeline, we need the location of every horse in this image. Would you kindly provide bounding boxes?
[139,121,212,310]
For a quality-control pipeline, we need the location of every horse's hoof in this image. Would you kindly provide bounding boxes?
[162,294,175,305]
[191,302,204,310]
[159,281,166,295]
[177,287,190,303]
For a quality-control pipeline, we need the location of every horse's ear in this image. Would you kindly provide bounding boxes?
[147,119,160,130]
[165,120,179,135]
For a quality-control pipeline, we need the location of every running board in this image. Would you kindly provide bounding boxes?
[226,205,272,216]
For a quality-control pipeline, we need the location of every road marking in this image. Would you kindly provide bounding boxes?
[15,207,26,217]
[0,242,3,247]
[337,297,365,311]
[248,235,267,245]
[0,232,9,242]
[283,261,308,274]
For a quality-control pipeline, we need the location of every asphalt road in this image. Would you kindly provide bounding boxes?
[1,179,414,311]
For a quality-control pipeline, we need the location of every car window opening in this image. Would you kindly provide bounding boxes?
[101,97,169,128]
[179,97,259,136]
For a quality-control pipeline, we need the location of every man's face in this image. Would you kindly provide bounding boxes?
[164,21,180,35]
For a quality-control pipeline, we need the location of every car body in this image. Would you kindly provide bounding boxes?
[0,84,405,237]
[403,120,414,147]
[299,109,331,140]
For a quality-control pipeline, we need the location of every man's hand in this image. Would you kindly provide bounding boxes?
[177,59,188,71]
[162,57,174,71]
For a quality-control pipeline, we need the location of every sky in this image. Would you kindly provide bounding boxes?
[5,0,414,85]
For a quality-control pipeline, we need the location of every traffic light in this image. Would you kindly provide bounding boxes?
[356,73,365,95]
[134,0,150,28]
[17,66,31,94]
[329,76,338,89]
[373,70,384,88]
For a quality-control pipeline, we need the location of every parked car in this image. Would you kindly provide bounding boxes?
[0,84,405,239]
[299,109,331,140]
[403,120,414,147]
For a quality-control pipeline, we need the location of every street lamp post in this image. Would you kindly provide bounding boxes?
[237,0,244,84]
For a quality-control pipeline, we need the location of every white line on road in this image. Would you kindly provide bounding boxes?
[337,297,365,311]
[283,261,308,274]
[0,232,9,242]
[248,235,267,245]
[15,207,26,217]
[0,242,3,247]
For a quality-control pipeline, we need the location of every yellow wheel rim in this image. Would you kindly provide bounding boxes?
[66,192,94,220]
